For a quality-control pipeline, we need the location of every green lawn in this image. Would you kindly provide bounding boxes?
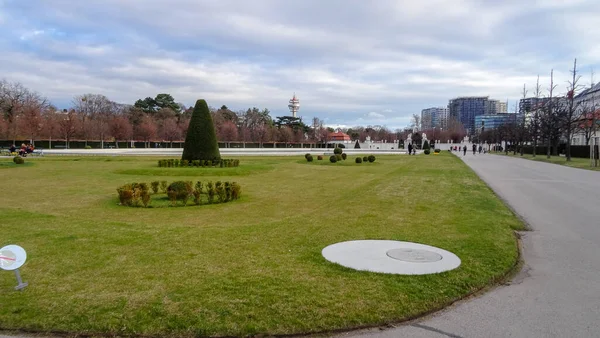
[0,153,523,337]
[491,151,600,171]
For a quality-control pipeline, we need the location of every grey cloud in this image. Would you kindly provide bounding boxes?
[0,0,599,129]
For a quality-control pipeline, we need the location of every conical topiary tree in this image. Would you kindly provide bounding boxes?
[354,140,361,149]
[182,99,221,161]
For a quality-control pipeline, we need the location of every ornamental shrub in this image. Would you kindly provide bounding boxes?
[424,149,431,155]
[305,153,311,159]
[13,156,24,164]
[206,181,216,204]
[335,154,342,161]
[306,155,314,162]
[181,99,221,162]
[330,155,337,163]
[84,145,92,149]
[423,140,430,151]
[151,181,159,194]
[167,181,193,206]
[368,155,376,163]
[434,148,441,153]
[317,155,323,160]
[341,153,347,160]
[174,159,180,167]
[363,156,368,162]
[231,182,241,200]
[334,147,343,155]
[354,140,361,149]
[117,184,134,206]
[141,190,151,207]
[355,157,362,163]
[159,181,167,193]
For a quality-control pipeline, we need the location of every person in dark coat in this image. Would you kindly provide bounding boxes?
[472,144,477,155]
[408,143,413,155]
[463,145,467,156]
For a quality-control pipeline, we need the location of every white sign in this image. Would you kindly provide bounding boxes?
[0,245,27,271]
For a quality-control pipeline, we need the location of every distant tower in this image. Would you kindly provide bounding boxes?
[288,93,300,118]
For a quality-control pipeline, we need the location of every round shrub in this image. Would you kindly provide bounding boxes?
[355,157,362,163]
[333,147,343,155]
[341,153,347,160]
[317,155,323,160]
[368,155,376,163]
[335,154,342,161]
[306,155,314,162]
[167,181,193,201]
[13,156,24,164]
[363,156,368,162]
[305,153,311,159]
[329,155,337,163]
[434,149,441,153]
[84,145,92,149]
[424,149,431,155]
[337,143,346,148]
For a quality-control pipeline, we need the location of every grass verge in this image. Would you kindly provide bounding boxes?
[0,153,523,337]
[491,151,600,171]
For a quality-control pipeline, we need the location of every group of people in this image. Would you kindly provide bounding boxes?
[449,144,486,156]
[9,143,35,157]
[407,143,417,155]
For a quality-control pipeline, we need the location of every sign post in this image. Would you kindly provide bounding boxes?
[0,245,28,291]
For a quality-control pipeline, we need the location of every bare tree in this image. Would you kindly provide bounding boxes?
[540,69,560,158]
[59,109,79,148]
[72,94,115,147]
[529,76,543,157]
[410,114,421,131]
[562,58,584,161]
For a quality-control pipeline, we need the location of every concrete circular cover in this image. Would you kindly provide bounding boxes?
[322,240,461,275]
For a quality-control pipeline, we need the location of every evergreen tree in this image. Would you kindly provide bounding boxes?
[182,99,221,161]
[354,140,361,149]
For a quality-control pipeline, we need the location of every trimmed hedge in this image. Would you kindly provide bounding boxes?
[181,99,221,161]
[13,156,24,164]
[306,155,314,162]
[355,157,362,163]
[333,147,343,155]
[424,149,431,155]
[158,159,240,168]
[329,155,337,163]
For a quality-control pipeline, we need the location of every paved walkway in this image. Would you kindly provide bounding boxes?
[339,152,600,338]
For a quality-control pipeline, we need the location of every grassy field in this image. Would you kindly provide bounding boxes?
[0,153,523,337]
[491,151,600,171]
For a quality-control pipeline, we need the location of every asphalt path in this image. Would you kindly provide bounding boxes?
[340,152,600,338]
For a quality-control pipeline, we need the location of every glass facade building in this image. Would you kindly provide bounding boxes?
[448,97,488,135]
[474,114,517,132]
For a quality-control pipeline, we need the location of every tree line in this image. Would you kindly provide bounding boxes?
[474,59,599,161]
[0,80,408,148]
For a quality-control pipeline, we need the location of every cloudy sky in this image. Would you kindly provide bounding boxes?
[1,0,599,129]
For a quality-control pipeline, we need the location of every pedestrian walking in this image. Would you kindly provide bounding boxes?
[472,144,477,155]
[463,145,467,156]
[479,145,482,154]
[408,143,413,155]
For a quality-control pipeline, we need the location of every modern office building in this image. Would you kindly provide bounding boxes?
[485,99,508,115]
[448,96,488,134]
[421,107,449,130]
[474,113,517,132]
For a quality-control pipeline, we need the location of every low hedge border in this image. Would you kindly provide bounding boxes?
[117,180,242,208]
[158,159,240,168]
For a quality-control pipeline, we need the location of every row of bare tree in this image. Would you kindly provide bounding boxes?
[474,59,599,161]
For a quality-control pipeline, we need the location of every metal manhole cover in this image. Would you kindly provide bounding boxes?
[386,248,443,263]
